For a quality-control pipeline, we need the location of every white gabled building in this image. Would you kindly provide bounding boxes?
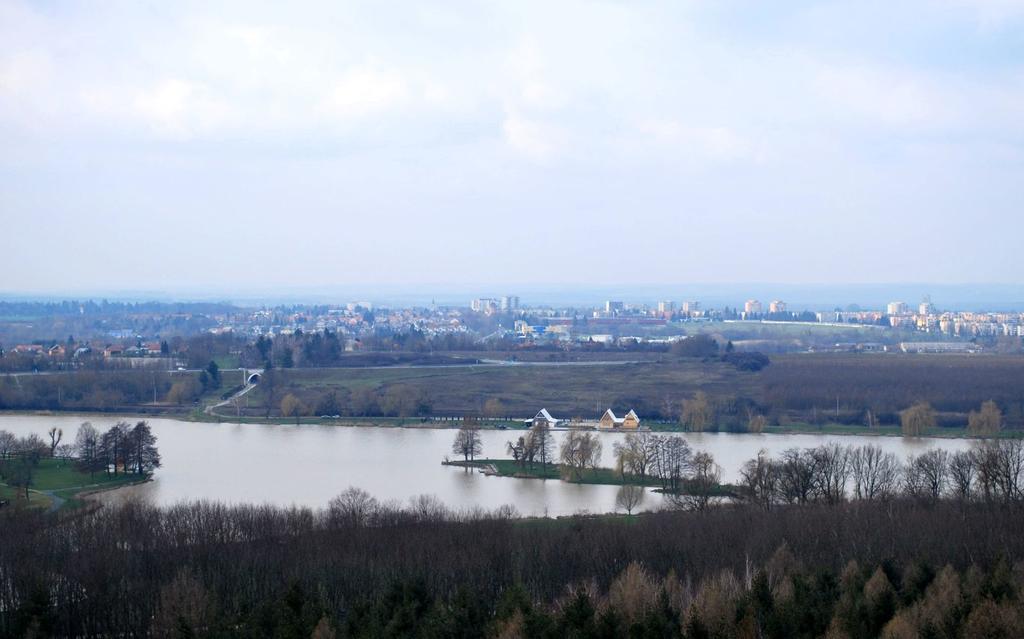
[528,408,560,428]
[598,409,641,430]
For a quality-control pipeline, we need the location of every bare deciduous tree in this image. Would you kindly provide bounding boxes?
[328,487,379,527]
[747,412,767,434]
[949,450,976,501]
[651,435,692,493]
[452,424,483,462]
[777,447,816,504]
[280,393,306,424]
[506,436,528,467]
[968,400,1002,436]
[681,392,715,432]
[900,402,936,437]
[616,484,644,515]
[528,423,554,468]
[0,429,15,460]
[977,440,1024,503]
[47,427,63,456]
[739,449,778,510]
[904,449,949,502]
[152,570,215,639]
[560,430,602,480]
[613,432,658,482]
[850,445,901,501]
[811,443,850,504]
[483,398,505,419]
[670,451,721,513]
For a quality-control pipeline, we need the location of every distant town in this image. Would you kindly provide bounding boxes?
[1,293,1021,372]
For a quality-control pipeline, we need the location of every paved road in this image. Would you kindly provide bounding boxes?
[205,381,258,416]
[3,359,642,379]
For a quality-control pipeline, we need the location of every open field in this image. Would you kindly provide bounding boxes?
[256,359,752,420]
[244,353,1024,430]
[5,353,1024,434]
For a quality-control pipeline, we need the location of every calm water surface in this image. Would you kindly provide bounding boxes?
[0,414,976,516]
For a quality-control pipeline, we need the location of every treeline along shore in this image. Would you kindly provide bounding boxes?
[3,352,1024,434]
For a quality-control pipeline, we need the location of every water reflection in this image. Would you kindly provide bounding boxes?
[0,414,977,517]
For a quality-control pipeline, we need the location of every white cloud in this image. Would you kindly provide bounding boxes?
[505,39,568,111]
[637,119,755,162]
[502,112,566,160]
[2,1,1024,288]
[131,79,232,137]
[812,64,957,128]
[0,50,51,96]
[322,66,409,119]
[949,0,1024,29]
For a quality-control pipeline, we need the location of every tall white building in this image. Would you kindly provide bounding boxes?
[887,301,909,316]
[471,298,498,313]
[769,300,786,313]
[744,299,762,315]
[657,301,676,313]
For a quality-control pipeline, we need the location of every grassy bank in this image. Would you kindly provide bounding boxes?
[448,458,663,486]
[5,408,1016,440]
[447,458,740,497]
[0,457,145,510]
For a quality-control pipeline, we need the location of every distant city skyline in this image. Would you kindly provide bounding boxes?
[3,282,1024,312]
[2,1,1022,291]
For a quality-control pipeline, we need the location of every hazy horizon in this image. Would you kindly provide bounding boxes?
[2,1,1022,291]
[4,282,1024,312]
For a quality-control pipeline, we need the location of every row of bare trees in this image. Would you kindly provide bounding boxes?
[611,433,722,509]
[737,439,1024,509]
[6,491,1024,637]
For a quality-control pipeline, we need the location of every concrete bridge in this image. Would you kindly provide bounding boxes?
[242,368,264,384]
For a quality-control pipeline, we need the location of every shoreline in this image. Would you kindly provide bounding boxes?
[0,409,1015,440]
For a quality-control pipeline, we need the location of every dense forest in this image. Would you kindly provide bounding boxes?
[4,496,1024,637]
[6,436,1024,636]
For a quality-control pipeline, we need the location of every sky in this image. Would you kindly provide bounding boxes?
[1,0,1023,296]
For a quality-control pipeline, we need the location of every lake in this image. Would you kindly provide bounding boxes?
[0,414,977,516]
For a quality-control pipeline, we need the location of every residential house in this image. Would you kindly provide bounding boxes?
[11,344,44,355]
[528,409,560,428]
[598,409,641,430]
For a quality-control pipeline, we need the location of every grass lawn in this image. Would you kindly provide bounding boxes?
[27,458,143,490]
[759,422,1021,439]
[0,483,52,508]
[454,459,663,487]
[0,457,144,510]
[213,354,241,370]
[196,369,246,402]
[450,458,740,498]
